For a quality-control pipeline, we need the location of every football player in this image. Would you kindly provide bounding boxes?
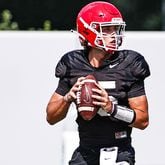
[46,1,150,165]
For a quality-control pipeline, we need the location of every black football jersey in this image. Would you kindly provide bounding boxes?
[55,49,150,148]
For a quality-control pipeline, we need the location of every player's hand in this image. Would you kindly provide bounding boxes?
[91,82,113,113]
[64,77,85,103]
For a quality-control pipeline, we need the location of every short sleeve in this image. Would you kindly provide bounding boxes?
[54,57,70,96]
[127,52,150,98]
[131,55,150,80]
[55,78,70,96]
[55,57,67,78]
[127,80,145,98]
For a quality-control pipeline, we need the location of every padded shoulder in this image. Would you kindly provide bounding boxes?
[55,49,85,78]
[55,55,67,78]
[122,50,150,80]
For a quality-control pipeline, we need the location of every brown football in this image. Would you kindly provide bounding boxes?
[76,75,100,120]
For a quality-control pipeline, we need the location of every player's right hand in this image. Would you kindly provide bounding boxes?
[64,77,85,103]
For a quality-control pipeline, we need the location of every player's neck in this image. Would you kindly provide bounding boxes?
[88,48,110,68]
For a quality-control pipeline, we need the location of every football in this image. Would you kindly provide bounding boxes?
[76,74,100,120]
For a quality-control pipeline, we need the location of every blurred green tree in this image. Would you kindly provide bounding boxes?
[0,0,162,31]
[0,9,19,30]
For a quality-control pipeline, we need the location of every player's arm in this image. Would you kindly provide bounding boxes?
[108,95,149,130]
[46,92,71,125]
[92,82,149,130]
[46,77,85,125]
[128,95,149,129]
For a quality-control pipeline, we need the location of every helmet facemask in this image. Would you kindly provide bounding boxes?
[77,17,126,53]
[90,21,126,53]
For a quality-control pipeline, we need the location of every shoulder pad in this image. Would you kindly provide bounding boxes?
[129,50,150,79]
[55,56,67,78]
[55,49,84,78]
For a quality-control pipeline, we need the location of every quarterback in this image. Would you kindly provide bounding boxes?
[46,1,150,165]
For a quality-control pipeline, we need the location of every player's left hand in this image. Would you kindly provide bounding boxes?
[91,82,113,113]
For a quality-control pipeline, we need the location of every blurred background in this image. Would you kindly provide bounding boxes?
[0,0,164,31]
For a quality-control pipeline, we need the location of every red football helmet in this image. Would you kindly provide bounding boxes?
[76,1,126,53]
